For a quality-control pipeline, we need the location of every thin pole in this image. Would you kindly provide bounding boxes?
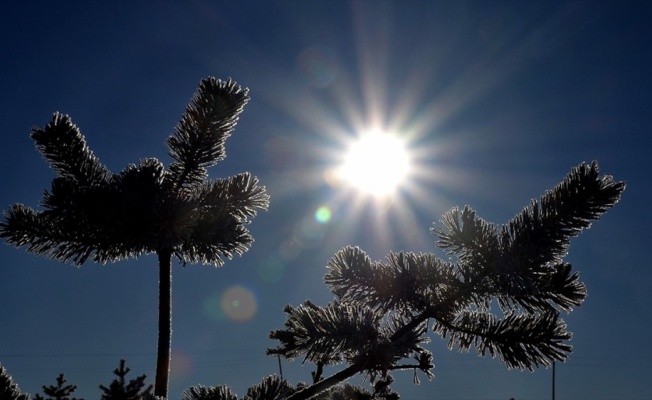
[552,361,556,400]
[278,355,284,379]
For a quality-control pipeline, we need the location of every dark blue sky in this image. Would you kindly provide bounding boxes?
[1,1,650,399]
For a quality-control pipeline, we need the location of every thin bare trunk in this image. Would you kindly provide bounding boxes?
[155,249,172,398]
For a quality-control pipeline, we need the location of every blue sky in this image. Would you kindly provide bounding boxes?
[0,1,649,399]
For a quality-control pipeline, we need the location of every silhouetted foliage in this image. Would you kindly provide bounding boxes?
[34,374,80,400]
[0,77,625,400]
[0,364,29,400]
[181,385,238,400]
[317,382,397,400]
[0,77,269,398]
[264,161,624,400]
[99,359,153,400]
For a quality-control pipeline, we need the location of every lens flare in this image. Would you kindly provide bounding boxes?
[295,217,327,248]
[170,349,194,384]
[297,46,339,88]
[257,256,285,283]
[220,285,258,322]
[314,206,332,223]
[202,293,224,321]
[279,238,302,261]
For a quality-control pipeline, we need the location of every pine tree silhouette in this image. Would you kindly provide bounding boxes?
[34,374,81,400]
[263,162,624,400]
[0,364,29,400]
[99,359,153,400]
[0,77,269,398]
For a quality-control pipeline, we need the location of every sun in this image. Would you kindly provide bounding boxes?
[335,129,412,198]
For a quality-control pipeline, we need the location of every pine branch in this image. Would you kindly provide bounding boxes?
[325,246,461,313]
[244,376,295,400]
[30,113,110,186]
[0,199,139,266]
[167,174,268,266]
[433,310,571,370]
[182,385,238,400]
[430,161,625,314]
[195,173,270,222]
[0,204,95,265]
[432,206,501,266]
[501,161,625,268]
[268,300,381,365]
[167,77,250,188]
[268,300,433,400]
[491,161,623,313]
[321,384,374,400]
[269,161,624,400]
[495,261,586,313]
[323,246,378,303]
[177,212,251,266]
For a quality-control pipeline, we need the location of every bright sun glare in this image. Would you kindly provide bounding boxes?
[337,129,412,198]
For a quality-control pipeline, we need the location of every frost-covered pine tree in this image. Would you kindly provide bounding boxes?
[266,161,625,400]
[0,78,269,398]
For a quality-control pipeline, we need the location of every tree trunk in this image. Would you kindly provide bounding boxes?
[155,249,172,398]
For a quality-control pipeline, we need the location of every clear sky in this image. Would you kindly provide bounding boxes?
[0,1,649,399]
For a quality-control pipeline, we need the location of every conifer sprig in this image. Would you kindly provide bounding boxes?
[268,161,624,400]
[167,78,250,188]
